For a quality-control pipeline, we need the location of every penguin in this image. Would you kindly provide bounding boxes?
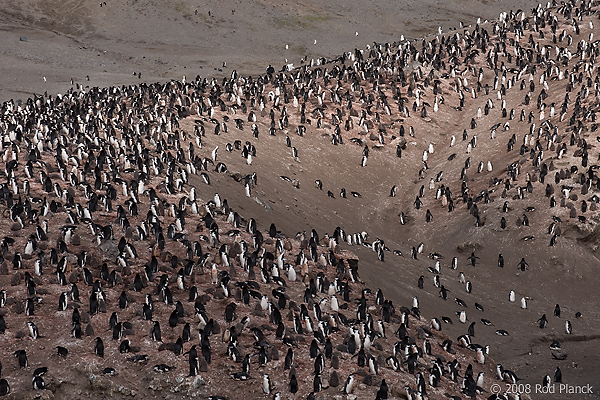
[565,320,572,334]
[467,252,479,266]
[368,355,378,375]
[151,321,162,341]
[182,323,191,342]
[94,337,104,357]
[153,364,175,373]
[554,304,561,317]
[188,345,200,376]
[118,291,128,309]
[425,209,433,222]
[25,298,35,316]
[543,374,551,388]
[169,309,179,328]
[521,297,528,309]
[109,312,119,332]
[0,378,9,395]
[58,292,68,311]
[26,359,45,379]
[32,375,45,390]
[311,373,321,393]
[343,374,354,394]
[468,321,476,336]
[14,350,27,368]
[498,364,520,384]
[262,374,273,394]
[476,372,484,388]
[289,374,298,394]
[518,258,529,271]
[538,314,548,329]
[554,367,562,382]
[56,346,68,357]
[119,339,131,353]
[27,321,40,339]
[476,348,485,364]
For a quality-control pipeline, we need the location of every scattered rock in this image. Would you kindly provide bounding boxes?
[200,358,209,372]
[10,272,21,286]
[331,354,340,369]
[329,370,339,387]
[13,301,24,314]
[99,241,120,261]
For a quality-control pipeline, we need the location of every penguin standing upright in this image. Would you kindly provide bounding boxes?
[290,374,298,394]
[376,378,388,399]
[554,367,562,382]
[565,320,572,334]
[94,337,104,357]
[58,292,68,311]
[27,322,40,339]
[262,374,273,394]
[343,374,354,394]
[0,378,9,395]
[151,321,162,341]
[188,345,199,376]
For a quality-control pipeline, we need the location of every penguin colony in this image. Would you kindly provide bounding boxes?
[0,0,599,398]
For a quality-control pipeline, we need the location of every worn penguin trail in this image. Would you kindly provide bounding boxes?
[0,1,600,400]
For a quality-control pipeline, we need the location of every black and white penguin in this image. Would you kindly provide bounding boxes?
[360,155,368,167]
[496,364,521,383]
[151,321,162,342]
[94,337,104,357]
[289,374,298,394]
[153,364,175,373]
[118,290,128,309]
[465,281,472,293]
[376,378,388,399]
[119,339,131,353]
[32,375,45,390]
[188,345,199,376]
[343,374,355,394]
[565,320,572,334]
[58,292,68,311]
[14,350,27,368]
[109,312,119,332]
[27,321,40,339]
[262,374,273,394]
[518,258,529,271]
[25,298,35,316]
[0,378,9,395]
[554,367,562,382]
